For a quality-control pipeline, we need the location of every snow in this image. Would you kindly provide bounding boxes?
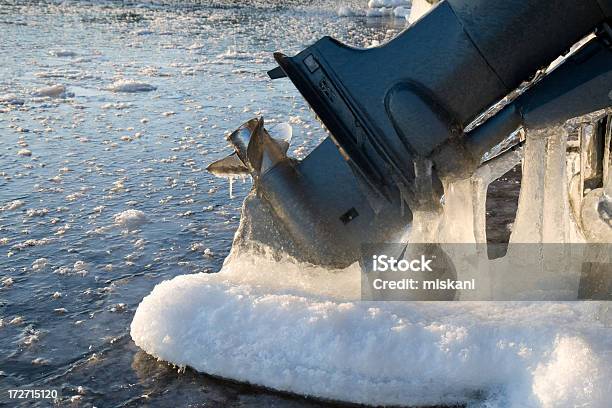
[113,209,149,230]
[107,80,157,93]
[132,249,611,407]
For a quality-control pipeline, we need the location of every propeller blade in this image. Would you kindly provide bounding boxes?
[268,122,292,154]
[228,117,260,167]
[206,152,249,177]
[246,118,290,175]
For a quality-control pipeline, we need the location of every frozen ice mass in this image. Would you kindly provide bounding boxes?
[132,249,612,407]
[132,125,611,407]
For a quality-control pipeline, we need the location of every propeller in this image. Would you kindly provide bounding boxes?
[206,117,293,179]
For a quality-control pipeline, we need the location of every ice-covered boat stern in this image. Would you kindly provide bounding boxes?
[208,0,612,272]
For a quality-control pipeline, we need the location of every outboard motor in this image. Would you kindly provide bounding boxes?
[209,0,612,268]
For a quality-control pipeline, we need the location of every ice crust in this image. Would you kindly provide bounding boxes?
[131,249,611,407]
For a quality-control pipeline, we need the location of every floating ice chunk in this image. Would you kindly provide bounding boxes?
[215,46,249,60]
[1,200,24,211]
[337,6,363,17]
[17,149,32,157]
[9,316,23,325]
[366,7,384,17]
[113,209,149,231]
[107,80,157,93]
[190,242,206,252]
[73,261,88,272]
[49,49,78,57]
[369,0,410,7]
[110,303,127,313]
[11,238,53,251]
[31,258,48,271]
[138,66,171,77]
[26,208,49,217]
[34,69,95,80]
[366,0,410,18]
[0,93,24,105]
[187,42,204,50]
[133,29,154,36]
[31,357,50,365]
[393,6,410,18]
[20,329,42,346]
[101,102,133,110]
[33,84,69,98]
[1,277,14,287]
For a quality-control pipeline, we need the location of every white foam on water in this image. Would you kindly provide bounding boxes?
[131,248,611,407]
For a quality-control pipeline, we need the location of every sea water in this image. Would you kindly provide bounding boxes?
[0,1,391,406]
